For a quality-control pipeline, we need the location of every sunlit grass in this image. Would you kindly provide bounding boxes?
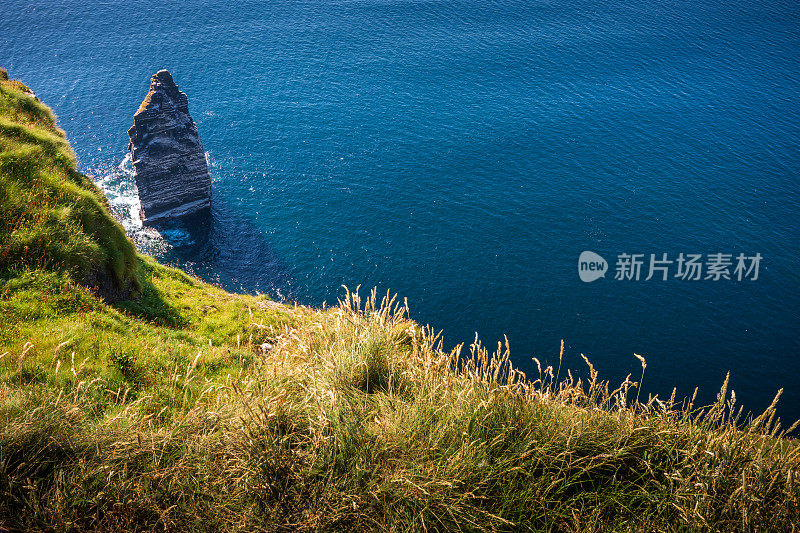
[0,68,140,299]
[2,285,798,531]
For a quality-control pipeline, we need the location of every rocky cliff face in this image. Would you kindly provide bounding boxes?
[127,70,211,224]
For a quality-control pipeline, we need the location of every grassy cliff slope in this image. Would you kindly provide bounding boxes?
[1,68,799,532]
[0,69,140,301]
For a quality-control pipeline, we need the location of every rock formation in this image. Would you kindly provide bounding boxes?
[127,70,211,224]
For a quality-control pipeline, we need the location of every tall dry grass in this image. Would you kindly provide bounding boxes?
[1,287,799,531]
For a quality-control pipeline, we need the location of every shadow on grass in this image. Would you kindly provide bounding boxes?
[114,274,187,329]
[112,204,292,330]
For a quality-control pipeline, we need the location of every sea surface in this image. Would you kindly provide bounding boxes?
[2,0,799,420]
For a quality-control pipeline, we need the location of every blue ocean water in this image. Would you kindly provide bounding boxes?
[2,0,799,419]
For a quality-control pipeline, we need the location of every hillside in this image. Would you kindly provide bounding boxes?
[1,68,798,532]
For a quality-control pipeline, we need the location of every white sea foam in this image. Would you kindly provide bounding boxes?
[118,152,135,176]
[90,155,171,256]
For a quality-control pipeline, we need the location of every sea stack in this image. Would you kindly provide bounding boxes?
[127,70,211,224]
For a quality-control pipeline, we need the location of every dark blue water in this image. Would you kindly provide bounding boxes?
[2,0,799,421]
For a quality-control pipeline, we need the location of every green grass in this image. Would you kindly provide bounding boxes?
[1,66,799,532]
[0,68,140,300]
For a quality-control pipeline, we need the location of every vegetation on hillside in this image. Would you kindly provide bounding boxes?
[0,67,140,300]
[1,67,798,532]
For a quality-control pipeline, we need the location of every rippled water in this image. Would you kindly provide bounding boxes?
[2,0,799,419]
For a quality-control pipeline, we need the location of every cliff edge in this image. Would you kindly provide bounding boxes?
[0,67,140,301]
